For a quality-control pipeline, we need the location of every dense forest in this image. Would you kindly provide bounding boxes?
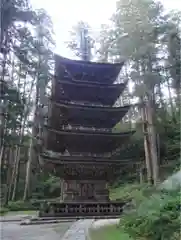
[0,0,180,211]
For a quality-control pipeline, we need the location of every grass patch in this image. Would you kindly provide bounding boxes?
[90,225,132,240]
[6,210,37,215]
[0,198,61,216]
[0,199,39,216]
[0,209,37,216]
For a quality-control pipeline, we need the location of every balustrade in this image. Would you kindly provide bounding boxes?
[39,202,126,217]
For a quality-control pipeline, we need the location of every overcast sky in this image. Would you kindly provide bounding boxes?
[31,0,181,58]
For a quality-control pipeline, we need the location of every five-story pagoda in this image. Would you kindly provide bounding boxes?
[39,54,135,218]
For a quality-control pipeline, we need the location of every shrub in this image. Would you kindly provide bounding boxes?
[110,183,155,203]
[0,207,9,215]
[120,189,181,240]
[7,200,38,211]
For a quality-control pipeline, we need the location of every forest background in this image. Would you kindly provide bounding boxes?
[0,0,180,219]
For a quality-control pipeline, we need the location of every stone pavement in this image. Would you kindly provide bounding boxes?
[0,215,33,223]
[61,219,94,240]
[0,214,94,240]
[91,218,119,229]
[0,215,115,240]
[0,221,72,240]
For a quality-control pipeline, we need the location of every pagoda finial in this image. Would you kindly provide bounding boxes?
[79,22,92,61]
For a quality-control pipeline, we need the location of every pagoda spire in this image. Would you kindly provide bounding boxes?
[79,22,92,61]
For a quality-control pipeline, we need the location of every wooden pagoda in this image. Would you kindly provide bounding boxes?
[39,55,135,218]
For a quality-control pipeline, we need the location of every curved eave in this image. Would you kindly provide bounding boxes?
[43,127,136,154]
[40,154,131,165]
[55,55,124,68]
[49,102,130,129]
[41,153,113,160]
[51,100,130,112]
[55,79,127,88]
[45,126,135,137]
[53,81,127,106]
[55,54,124,84]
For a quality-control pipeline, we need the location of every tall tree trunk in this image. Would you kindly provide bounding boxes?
[147,100,159,185]
[0,42,8,170]
[11,146,21,200]
[23,45,46,200]
[141,103,153,183]
[23,130,35,201]
[0,145,5,169]
[4,148,13,204]
[175,87,180,110]
[138,163,144,184]
[166,74,175,118]
[0,112,8,172]
[20,75,37,201]
[8,148,16,201]
[23,104,39,201]
[11,63,23,201]
[157,82,166,114]
[23,79,39,201]
[147,55,159,185]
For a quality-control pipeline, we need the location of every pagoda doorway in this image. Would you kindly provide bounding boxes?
[80,183,95,201]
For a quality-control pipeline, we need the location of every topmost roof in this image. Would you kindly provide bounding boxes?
[54,54,124,84]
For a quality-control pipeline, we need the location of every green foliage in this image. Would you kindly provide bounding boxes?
[95,0,181,178]
[90,225,131,240]
[120,189,181,240]
[161,113,180,159]
[0,207,9,215]
[30,175,61,199]
[1,0,180,213]
[113,105,180,170]
[0,81,26,185]
[110,183,155,202]
[7,200,38,211]
[0,0,55,202]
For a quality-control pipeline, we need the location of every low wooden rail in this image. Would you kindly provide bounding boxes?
[39,201,127,218]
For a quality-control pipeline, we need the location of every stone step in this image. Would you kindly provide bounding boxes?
[20,218,75,225]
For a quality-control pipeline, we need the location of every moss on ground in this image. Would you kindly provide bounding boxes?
[90,225,132,240]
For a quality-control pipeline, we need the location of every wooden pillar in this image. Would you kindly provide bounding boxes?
[60,179,64,202]
[138,163,144,184]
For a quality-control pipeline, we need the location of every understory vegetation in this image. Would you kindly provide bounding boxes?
[91,181,181,240]
[120,189,181,240]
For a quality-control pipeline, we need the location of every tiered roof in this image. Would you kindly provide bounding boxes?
[44,127,134,154]
[54,55,124,83]
[52,80,126,106]
[42,54,135,180]
[48,102,130,129]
